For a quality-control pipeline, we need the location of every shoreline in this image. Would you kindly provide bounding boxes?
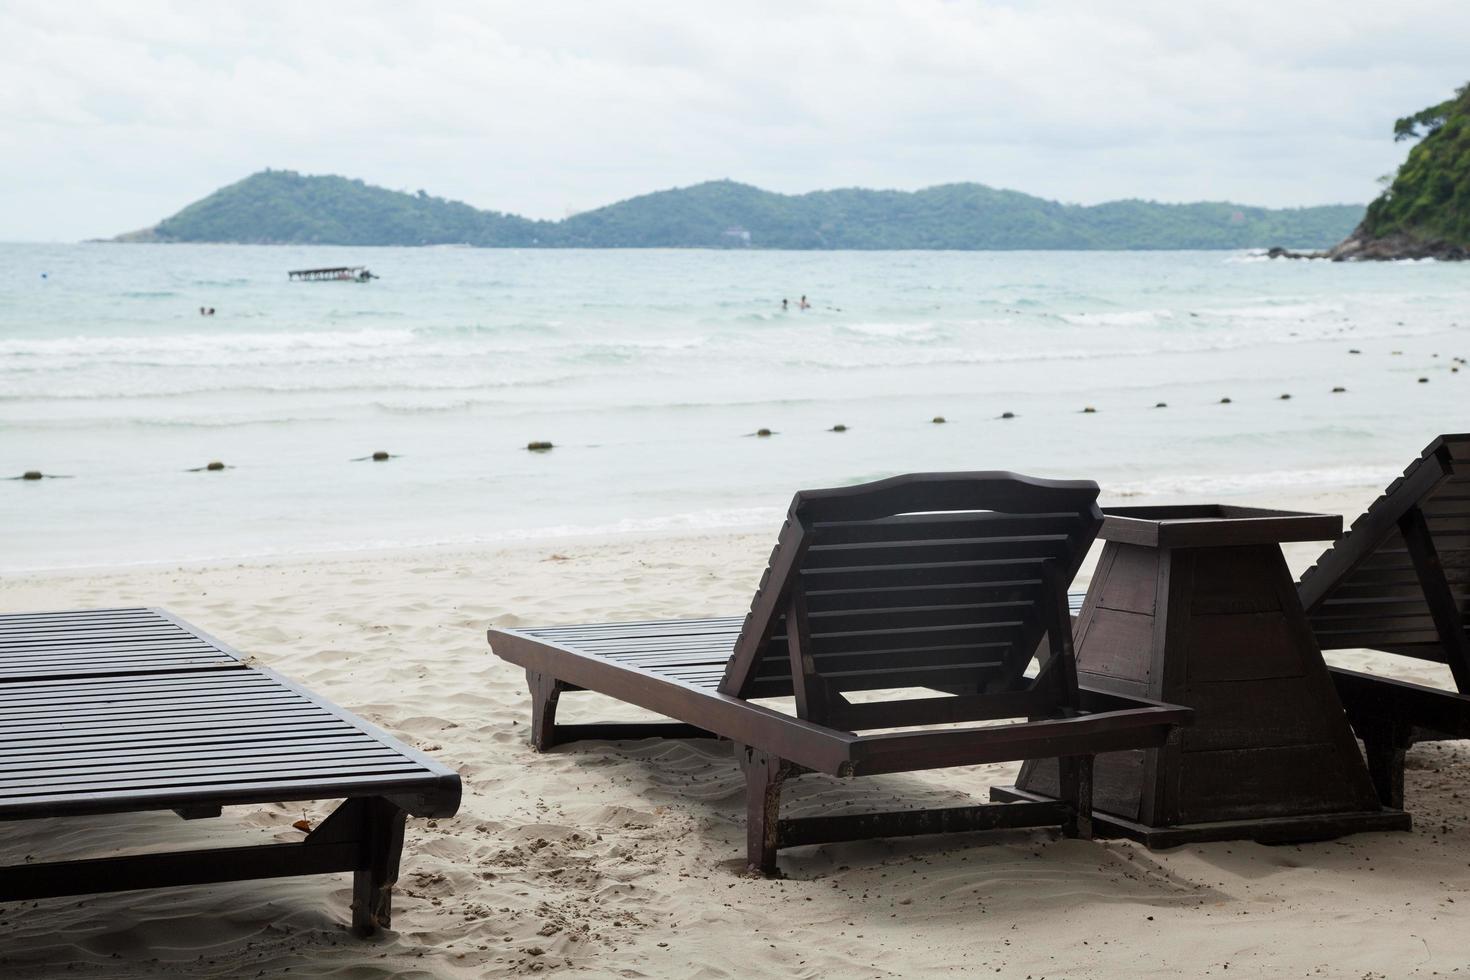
[0,480,1391,580]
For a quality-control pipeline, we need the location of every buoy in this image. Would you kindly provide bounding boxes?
[205,461,225,471]
[1279,393,1291,400]
[22,470,43,481]
[1154,402,1167,408]
[1220,397,1232,404]
[527,441,554,451]
[372,450,390,461]
[756,428,772,437]
[831,424,847,432]
[932,416,946,424]
[1332,386,1346,393]
[1000,411,1015,419]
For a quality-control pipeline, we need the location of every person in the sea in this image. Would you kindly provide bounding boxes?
[799,295,810,310]
[781,298,788,311]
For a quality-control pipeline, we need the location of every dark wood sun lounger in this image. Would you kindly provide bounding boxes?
[490,472,1191,874]
[0,607,460,935]
[1296,433,1470,808]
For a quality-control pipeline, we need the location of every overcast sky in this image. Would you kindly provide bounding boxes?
[2,0,1466,241]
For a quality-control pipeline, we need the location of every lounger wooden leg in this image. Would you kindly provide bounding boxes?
[1059,755,1094,839]
[738,744,791,876]
[527,669,563,751]
[351,798,407,936]
[1360,722,1409,810]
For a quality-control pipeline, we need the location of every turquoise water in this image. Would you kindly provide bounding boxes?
[2,242,1467,571]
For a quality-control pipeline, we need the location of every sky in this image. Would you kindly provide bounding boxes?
[2,0,1467,241]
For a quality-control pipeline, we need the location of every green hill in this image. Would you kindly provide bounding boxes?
[117,169,1363,250]
[1332,82,1470,259]
[117,171,543,246]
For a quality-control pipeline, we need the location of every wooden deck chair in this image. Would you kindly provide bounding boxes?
[0,607,461,935]
[490,472,1190,874]
[1298,433,1470,807]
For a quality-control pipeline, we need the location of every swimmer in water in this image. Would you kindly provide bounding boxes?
[781,298,788,311]
[799,295,811,310]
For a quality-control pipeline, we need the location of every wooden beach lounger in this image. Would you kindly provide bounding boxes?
[490,472,1191,874]
[1296,433,1470,808]
[0,607,461,935]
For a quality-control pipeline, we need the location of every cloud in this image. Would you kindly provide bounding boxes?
[0,0,1465,240]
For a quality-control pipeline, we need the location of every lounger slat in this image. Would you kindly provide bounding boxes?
[0,628,201,648]
[0,756,422,793]
[3,734,384,764]
[1312,628,1445,648]
[0,679,283,708]
[0,616,161,632]
[807,601,1038,633]
[799,560,1050,592]
[0,644,223,664]
[603,653,734,670]
[802,536,1071,570]
[0,745,408,778]
[0,703,321,732]
[0,714,361,743]
[0,609,461,827]
[806,623,1024,656]
[566,634,741,652]
[0,722,365,753]
[0,628,183,643]
[810,512,1084,545]
[0,692,307,721]
[525,617,744,638]
[1306,613,1440,632]
[804,582,1042,612]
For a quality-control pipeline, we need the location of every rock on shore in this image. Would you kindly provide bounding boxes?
[1269,228,1469,262]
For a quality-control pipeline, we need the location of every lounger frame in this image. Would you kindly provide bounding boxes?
[0,607,461,935]
[1297,434,1470,807]
[492,472,1190,873]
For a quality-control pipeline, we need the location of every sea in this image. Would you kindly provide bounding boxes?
[2,243,1466,572]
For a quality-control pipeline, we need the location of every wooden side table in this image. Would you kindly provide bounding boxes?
[997,505,1410,846]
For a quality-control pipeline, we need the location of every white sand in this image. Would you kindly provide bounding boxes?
[1,486,1467,978]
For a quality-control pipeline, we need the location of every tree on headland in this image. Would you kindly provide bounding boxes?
[1393,85,1467,142]
[1346,81,1470,256]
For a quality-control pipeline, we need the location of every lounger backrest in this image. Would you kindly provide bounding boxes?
[1298,434,1470,688]
[718,472,1102,728]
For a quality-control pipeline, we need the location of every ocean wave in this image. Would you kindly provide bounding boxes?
[1059,309,1175,327]
[832,320,945,340]
[1198,301,1344,320]
[0,328,418,358]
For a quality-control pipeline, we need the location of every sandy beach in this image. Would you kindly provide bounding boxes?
[0,483,1466,978]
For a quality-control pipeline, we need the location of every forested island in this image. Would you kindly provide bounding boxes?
[115,172,1361,251]
[1273,81,1469,261]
